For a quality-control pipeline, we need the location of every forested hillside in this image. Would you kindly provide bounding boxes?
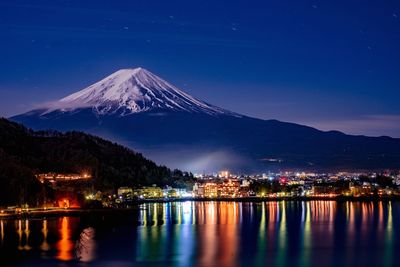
[0,118,192,206]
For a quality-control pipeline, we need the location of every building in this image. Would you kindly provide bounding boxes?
[118,187,133,196]
[193,180,245,198]
[219,171,229,178]
[193,183,205,197]
[134,185,163,199]
[241,179,251,187]
[219,180,240,198]
[162,186,190,198]
[349,182,373,196]
[36,172,91,183]
[204,182,218,198]
[35,172,92,208]
[193,182,218,198]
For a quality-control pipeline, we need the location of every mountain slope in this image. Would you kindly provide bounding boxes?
[11,68,400,172]
[43,68,236,116]
[0,118,191,206]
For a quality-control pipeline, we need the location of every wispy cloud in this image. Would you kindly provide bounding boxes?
[303,115,400,138]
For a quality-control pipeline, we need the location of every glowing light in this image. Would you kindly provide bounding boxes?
[17,220,23,250]
[24,220,32,250]
[384,202,393,267]
[85,194,95,200]
[56,217,74,261]
[276,201,287,266]
[0,220,4,245]
[181,192,192,198]
[61,199,69,209]
[182,201,192,224]
[41,220,50,251]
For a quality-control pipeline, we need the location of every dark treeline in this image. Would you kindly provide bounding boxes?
[0,118,193,206]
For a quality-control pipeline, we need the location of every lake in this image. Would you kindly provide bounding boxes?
[0,201,398,266]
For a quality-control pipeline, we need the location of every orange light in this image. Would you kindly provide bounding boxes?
[56,217,73,261]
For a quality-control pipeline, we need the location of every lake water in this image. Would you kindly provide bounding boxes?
[1,201,398,267]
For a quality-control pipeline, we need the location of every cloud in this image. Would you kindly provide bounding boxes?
[303,115,400,138]
[133,145,261,173]
[28,99,94,116]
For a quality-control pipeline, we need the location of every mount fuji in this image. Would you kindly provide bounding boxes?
[45,68,236,117]
[11,68,400,172]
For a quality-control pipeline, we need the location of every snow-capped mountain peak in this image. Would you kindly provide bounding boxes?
[45,67,235,116]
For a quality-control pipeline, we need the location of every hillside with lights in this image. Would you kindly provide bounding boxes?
[0,118,192,206]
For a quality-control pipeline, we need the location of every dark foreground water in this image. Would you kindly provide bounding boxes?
[1,201,399,267]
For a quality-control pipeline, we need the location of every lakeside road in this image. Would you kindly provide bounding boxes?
[1,195,400,220]
[0,207,139,220]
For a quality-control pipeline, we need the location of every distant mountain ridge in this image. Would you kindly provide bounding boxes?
[11,68,400,172]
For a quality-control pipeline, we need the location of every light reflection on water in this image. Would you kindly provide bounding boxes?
[56,217,74,261]
[0,219,4,245]
[0,201,399,266]
[40,220,50,252]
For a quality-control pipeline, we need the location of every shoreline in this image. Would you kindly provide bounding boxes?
[1,196,399,220]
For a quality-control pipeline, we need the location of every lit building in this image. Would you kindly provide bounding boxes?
[36,172,91,183]
[241,179,251,187]
[193,183,205,197]
[162,186,190,198]
[193,180,245,198]
[349,182,373,196]
[204,183,218,198]
[219,180,240,198]
[118,187,133,196]
[134,185,163,199]
[192,182,218,198]
[35,172,92,208]
[219,171,229,178]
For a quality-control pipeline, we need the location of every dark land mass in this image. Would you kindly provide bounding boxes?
[0,118,193,207]
[13,108,400,172]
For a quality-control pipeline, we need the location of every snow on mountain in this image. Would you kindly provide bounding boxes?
[44,68,237,116]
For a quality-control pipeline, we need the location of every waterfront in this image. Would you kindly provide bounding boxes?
[0,201,398,266]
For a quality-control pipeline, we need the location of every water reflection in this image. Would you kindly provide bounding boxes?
[0,220,4,245]
[56,217,74,261]
[217,202,239,267]
[0,201,399,266]
[24,220,32,251]
[255,203,266,265]
[299,202,311,267]
[76,227,96,262]
[16,220,24,250]
[40,220,50,252]
[199,202,217,267]
[276,201,287,267]
[384,202,393,267]
[136,203,168,262]
[135,201,397,267]
[176,202,194,266]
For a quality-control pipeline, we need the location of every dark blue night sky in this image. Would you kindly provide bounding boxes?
[1,0,399,136]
